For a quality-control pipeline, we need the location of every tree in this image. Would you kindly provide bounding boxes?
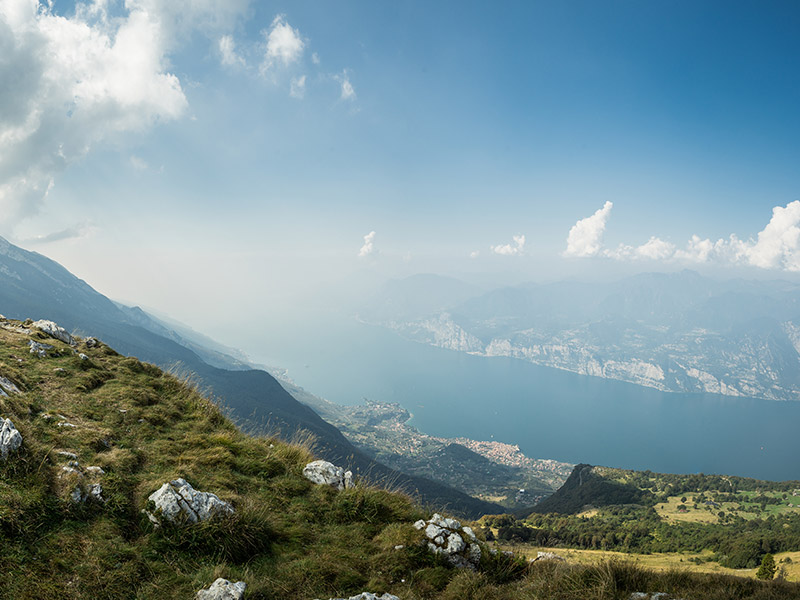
[756,553,777,580]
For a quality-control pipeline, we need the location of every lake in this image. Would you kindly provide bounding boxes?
[248,312,800,482]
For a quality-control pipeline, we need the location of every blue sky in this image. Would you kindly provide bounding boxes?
[1,0,799,334]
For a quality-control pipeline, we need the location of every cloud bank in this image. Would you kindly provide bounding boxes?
[564,200,800,272]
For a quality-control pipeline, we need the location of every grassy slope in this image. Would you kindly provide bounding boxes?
[2,319,799,599]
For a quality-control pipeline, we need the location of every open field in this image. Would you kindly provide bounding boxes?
[655,492,800,524]
[501,545,800,583]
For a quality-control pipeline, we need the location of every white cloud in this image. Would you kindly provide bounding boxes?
[491,234,525,256]
[746,201,800,271]
[358,230,376,257]
[262,15,304,72]
[563,201,613,257]
[606,236,676,261]
[311,52,320,64]
[470,250,480,259]
[337,71,356,100]
[130,155,149,170]
[290,75,306,99]
[564,200,800,272]
[218,34,244,67]
[0,0,248,229]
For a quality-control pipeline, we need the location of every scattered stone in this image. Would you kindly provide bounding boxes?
[420,513,482,569]
[394,545,404,550]
[195,578,246,600]
[85,337,98,348]
[0,418,23,460]
[531,551,566,562]
[57,422,77,428]
[323,594,400,600]
[29,340,53,357]
[85,466,105,475]
[0,375,20,396]
[145,478,234,526]
[78,353,88,361]
[56,450,78,460]
[32,320,75,345]
[119,409,127,413]
[302,460,354,491]
[59,460,105,503]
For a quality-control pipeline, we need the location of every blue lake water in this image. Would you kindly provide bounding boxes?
[250,313,800,482]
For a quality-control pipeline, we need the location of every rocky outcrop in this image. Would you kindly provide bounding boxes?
[415,513,481,569]
[0,418,22,460]
[29,340,53,357]
[0,375,20,397]
[196,578,246,600]
[32,320,75,345]
[323,594,399,600]
[303,460,354,491]
[145,478,234,525]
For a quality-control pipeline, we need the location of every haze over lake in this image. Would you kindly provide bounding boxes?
[252,312,800,482]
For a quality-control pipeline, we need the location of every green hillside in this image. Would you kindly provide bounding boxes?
[2,318,798,599]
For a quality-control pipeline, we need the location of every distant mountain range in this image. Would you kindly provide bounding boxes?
[360,271,800,401]
[0,235,502,517]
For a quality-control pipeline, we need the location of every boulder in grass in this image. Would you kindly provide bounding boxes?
[145,478,234,526]
[0,376,20,396]
[0,418,22,460]
[32,320,74,345]
[196,578,246,600]
[302,460,354,491]
[419,513,482,569]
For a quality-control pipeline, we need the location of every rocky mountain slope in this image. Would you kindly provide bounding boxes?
[361,271,800,401]
[2,322,797,599]
[0,236,500,517]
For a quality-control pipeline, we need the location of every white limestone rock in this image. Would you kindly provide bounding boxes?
[196,578,246,600]
[85,337,98,348]
[532,551,565,562]
[0,375,20,396]
[33,320,74,345]
[419,513,483,569]
[146,478,234,526]
[29,340,53,357]
[302,460,354,491]
[0,418,22,460]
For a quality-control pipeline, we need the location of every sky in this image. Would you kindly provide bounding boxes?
[1,0,800,340]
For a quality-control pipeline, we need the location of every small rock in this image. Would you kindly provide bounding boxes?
[145,478,234,526]
[394,545,404,550]
[532,551,565,562]
[29,340,53,357]
[0,418,23,460]
[419,513,483,569]
[413,519,426,530]
[33,320,74,345]
[78,353,88,361]
[85,466,105,475]
[302,460,352,491]
[0,375,20,396]
[57,422,77,428]
[57,450,78,460]
[196,578,246,600]
[85,337,98,348]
